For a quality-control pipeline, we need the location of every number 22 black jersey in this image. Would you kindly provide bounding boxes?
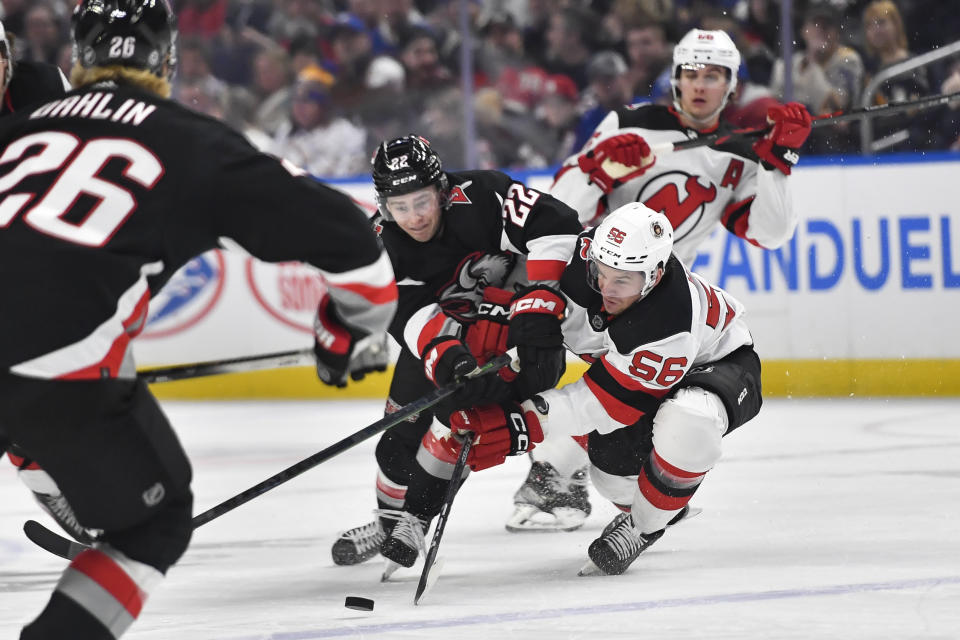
[375,169,582,358]
[0,82,397,378]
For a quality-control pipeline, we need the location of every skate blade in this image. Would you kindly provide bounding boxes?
[577,559,606,577]
[505,504,587,533]
[381,559,401,582]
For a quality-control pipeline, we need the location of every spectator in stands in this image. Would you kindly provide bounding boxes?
[271,65,368,177]
[378,0,427,51]
[177,0,229,39]
[544,6,598,89]
[398,25,453,95]
[327,12,406,150]
[289,35,324,76]
[860,0,936,152]
[623,19,672,98]
[20,3,64,65]
[249,46,295,136]
[174,38,228,101]
[534,73,582,163]
[771,3,864,115]
[937,57,960,150]
[476,8,528,83]
[572,51,636,152]
[770,3,863,153]
[266,0,322,47]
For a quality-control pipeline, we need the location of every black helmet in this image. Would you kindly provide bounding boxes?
[371,135,448,219]
[72,0,178,78]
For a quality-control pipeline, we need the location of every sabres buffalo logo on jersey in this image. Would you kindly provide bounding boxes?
[436,251,515,322]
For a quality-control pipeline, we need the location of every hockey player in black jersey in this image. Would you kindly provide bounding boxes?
[449,202,763,575]
[0,19,71,116]
[330,135,583,573]
[507,28,812,533]
[0,1,397,638]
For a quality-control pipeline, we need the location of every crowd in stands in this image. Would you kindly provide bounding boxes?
[3,0,960,175]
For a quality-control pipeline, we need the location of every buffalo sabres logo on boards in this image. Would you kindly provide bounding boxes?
[142,250,225,338]
[246,259,327,333]
[635,170,717,241]
[436,252,516,322]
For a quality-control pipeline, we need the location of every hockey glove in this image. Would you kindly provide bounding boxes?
[578,133,656,194]
[313,293,387,387]
[422,337,512,412]
[752,102,812,175]
[508,285,567,398]
[449,398,546,471]
[464,287,512,365]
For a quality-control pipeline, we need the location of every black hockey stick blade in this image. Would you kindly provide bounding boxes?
[140,347,314,384]
[23,520,88,561]
[23,354,511,560]
[414,436,472,605]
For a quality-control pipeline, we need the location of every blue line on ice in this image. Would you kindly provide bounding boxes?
[228,575,960,639]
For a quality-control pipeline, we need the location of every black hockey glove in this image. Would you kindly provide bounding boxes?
[313,293,388,387]
[422,337,512,413]
[508,285,567,398]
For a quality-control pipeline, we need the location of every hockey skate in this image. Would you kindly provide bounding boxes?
[379,511,429,580]
[506,462,591,532]
[330,515,388,566]
[579,506,693,576]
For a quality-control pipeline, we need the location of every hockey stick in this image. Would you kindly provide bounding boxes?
[414,435,472,605]
[139,347,314,384]
[23,354,511,561]
[664,90,960,153]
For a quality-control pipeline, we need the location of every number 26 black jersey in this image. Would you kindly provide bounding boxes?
[0,83,397,378]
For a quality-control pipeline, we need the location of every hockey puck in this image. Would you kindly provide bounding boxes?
[344,596,374,611]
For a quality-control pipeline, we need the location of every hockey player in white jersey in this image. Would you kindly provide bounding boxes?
[449,203,763,575]
[507,28,810,532]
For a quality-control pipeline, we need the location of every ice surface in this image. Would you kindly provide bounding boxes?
[2,397,958,639]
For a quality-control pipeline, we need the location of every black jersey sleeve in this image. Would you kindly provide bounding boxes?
[464,170,581,282]
[182,112,397,337]
[3,60,68,115]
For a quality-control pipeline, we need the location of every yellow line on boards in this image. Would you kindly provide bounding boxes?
[146,360,960,400]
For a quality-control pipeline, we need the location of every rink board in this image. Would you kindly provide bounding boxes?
[135,154,960,398]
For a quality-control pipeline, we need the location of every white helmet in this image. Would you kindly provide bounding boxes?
[588,202,674,301]
[671,29,740,120]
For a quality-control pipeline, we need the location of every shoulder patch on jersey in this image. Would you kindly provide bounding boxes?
[607,256,692,353]
[448,184,472,205]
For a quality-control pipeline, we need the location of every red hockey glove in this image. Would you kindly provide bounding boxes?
[422,337,512,412]
[752,102,812,175]
[508,285,567,398]
[464,287,512,365]
[449,399,546,471]
[578,133,655,194]
[313,293,386,387]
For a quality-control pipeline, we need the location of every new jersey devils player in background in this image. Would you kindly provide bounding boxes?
[507,28,812,533]
[329,135,582,575]
[0,1,396,637]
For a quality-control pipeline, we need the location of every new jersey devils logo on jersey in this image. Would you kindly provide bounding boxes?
[437,252,516,322]
[636,170,717,240]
